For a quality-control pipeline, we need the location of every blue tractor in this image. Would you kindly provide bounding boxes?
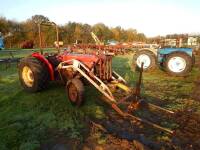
[132,47,194,76]
[0,34,4,50]
[0,32,12,50]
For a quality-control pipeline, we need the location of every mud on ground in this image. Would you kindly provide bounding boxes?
[192,81,200,101]
[40,108,200,150]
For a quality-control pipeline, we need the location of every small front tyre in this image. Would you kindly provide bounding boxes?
[132,50,157,71]
[66,78,84,106]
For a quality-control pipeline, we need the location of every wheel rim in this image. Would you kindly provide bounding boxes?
[136,54,151,69]
[68,83,78,102]
[168,57,186,73]
[22,66,34,87]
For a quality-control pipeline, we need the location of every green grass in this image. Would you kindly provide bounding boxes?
[0,64,105,150]
[0,48,58,59]
[0,54,200,149]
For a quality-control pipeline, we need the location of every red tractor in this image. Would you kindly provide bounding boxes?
[18,21,175,134]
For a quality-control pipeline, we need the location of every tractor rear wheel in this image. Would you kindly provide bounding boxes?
[66,78,84,106]
[164,52,192,76]
[132,50,156,71]
[19,57,49,92]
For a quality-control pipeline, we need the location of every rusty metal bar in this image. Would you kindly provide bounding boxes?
[111,103,126,117]
[106,57,109,79]
[148,103,174,114]
[99,59,102,79]
[109,56,112,79]
[125,113,174,134]
[38,24,42,54]
[111,102,174,134]
[135,62,144,98]
[56,25,60,53]
[103,58,106,79]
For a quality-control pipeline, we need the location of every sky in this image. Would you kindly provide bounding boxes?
[0,0,200,37]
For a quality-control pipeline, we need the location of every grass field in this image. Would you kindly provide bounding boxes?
[0,54,200,150]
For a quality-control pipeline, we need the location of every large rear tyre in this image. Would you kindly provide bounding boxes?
[19,57,49,92]
[66,78,84,106]
[132,50,157,71]
[164,52,192,76]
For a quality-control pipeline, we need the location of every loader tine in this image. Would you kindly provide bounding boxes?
[125,113,174,134]
[148,103,175,114]
[111,103,126,117]
[110,103,174,134]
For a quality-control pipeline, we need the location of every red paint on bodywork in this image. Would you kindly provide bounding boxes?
[31,53,54,80]
[60,52,99,69]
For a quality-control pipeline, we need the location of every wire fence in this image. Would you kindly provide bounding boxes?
[0,48,58,74]
[0,61,18,76]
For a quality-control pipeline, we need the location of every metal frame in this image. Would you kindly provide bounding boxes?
[38,21,60,54]
[58,59,118,102]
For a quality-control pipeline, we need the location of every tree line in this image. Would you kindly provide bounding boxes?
[0,15,147,48]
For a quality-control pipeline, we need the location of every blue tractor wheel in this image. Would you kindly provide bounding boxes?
[164,52,193,76]
[132,50,157,71]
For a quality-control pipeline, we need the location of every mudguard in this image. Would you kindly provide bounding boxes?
[31,53,54,80]
[158,48,193,63]
[0,37,4,49]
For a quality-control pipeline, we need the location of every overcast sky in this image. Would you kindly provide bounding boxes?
[0,0,200,37]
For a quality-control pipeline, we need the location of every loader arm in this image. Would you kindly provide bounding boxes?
[57,59,116,103]
[91,32,103,45]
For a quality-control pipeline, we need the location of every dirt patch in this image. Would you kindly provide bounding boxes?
[40,119,150,150]
[90,107,200,150]
[83,117,151,150]
[83,134,150,150]
[172,110,200,150]
[40,129,82,150]
[192,81,200,101]
[40,109,200,150]
[90,110,175,150]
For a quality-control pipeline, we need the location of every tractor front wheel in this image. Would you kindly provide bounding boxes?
[66,79,84,106]
[19,57,49,92]
[132,50,157,71]
[164,52,192,76]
